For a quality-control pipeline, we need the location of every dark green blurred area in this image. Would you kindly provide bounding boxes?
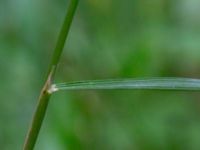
[1,0,200,149]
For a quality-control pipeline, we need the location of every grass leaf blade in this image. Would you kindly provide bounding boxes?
[52,78,200,92]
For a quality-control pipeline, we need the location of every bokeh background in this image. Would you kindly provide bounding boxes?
[1,0,200,149]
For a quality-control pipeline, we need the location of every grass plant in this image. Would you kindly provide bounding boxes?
[23,0,200,149]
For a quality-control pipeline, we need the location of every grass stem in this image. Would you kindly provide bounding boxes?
[23,0,79,149]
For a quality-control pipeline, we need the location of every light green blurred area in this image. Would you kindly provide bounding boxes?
[1,0,200,149]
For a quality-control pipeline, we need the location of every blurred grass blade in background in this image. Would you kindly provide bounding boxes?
[52,78,200,92]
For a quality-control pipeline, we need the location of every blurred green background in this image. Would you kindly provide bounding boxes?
[1,0,200,149]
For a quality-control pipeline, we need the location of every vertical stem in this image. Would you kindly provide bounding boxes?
[23,91,51,150]
[23,0,79,149]
[48,0,79,75]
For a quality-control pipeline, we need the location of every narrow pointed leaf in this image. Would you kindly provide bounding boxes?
[51,78,200,92]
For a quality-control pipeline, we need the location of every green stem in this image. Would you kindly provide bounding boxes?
[48,0,79,76]
[49,0,79,73]
[23,90,51,150]
[23,0,79,149]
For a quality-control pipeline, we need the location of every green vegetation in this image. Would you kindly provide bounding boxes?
[23,0,79,149]
[1,0,200,149]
